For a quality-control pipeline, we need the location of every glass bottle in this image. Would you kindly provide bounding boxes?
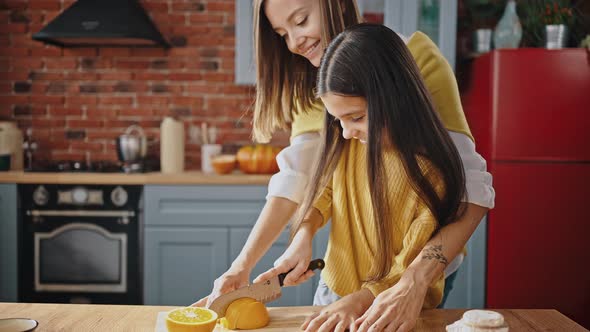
[493,0,522,49]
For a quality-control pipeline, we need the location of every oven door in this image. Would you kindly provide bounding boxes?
[19,209,141,304]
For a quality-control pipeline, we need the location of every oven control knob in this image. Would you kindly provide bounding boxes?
[72,187,89,204]
[33,185,49,206]
[111,186,128,207]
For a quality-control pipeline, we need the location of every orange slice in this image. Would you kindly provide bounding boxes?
[165,307,218,332]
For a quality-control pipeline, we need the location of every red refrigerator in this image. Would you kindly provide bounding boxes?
[462,48,590,328]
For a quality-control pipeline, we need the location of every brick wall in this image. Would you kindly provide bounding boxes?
[0,0,285,169]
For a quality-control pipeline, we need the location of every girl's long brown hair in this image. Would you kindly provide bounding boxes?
[293,23,466,282]
[252,0,361,143]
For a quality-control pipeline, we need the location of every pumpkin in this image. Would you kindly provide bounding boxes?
[236,145,282,174]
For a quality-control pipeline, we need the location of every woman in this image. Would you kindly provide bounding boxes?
[195,0,494,328]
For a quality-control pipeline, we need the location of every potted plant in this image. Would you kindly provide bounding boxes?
[521,0,575,48]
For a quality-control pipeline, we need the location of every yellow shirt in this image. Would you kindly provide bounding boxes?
[313,143,445,308]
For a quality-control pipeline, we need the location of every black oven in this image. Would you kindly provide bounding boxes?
[18,184,143,304]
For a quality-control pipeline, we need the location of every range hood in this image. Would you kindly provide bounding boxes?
[32,0,170,48]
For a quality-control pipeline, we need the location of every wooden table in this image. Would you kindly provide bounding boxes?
[0,303,587,331]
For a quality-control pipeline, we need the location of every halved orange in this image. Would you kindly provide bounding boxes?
[219,297,269,330]
[165,307,218,332]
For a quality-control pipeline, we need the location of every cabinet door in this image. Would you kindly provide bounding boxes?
[0,184,17,301]
[144,185,266,227]
[441,217,486,309]
[144,228,229,305]
[229,229,315,306]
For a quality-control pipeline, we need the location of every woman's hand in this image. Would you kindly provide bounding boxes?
[301,289,374,332]
[355,271,429,332]
[253,227,314,286]
[191,263,251,307]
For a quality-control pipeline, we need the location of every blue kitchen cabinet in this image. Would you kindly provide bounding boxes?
[144,228,229,306]
[0,184,17,302]
[144,185,267,305]
[443,217,487,309]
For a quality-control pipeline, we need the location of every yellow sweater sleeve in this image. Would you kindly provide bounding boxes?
[407,32,473,141]
[313,177,333,227]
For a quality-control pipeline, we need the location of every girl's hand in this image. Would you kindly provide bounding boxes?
[192,264,251,307]
[253,229,314,286]
[301,289,374,332]
[355,272,429,332]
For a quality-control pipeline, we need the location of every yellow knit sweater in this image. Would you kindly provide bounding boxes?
[289,32,472,308]
[313,144,445,308]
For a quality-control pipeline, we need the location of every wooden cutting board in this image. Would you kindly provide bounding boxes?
[156,306,322,331]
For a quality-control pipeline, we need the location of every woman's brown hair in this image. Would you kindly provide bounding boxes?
[293,23,466,282]
[252,0,362,143]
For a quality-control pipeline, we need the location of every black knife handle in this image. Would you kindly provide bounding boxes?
[278,258,325,286]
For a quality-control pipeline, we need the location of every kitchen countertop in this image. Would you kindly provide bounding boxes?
[0,171,272,185]
[0,303,586,331]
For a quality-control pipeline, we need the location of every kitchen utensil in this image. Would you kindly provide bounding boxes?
[116,125,147,162]
[201,144,222,174]
[160,117,185,173]
[0,121,23,170]
[0,318,38,332]
[207,259,324,317]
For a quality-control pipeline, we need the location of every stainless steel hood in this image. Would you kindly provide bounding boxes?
[32,0,170,48]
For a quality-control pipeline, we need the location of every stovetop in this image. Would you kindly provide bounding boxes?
[28,160,126,173]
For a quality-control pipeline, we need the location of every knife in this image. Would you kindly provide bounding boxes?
[207,258,325,317]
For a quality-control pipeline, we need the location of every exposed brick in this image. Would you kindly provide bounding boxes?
[134,72,169,80]
[79,84,100,94]
[13,105,31,116]
[99,48,131,56]
[171,2,205,12]
[45,58,77,69]
[169,35,187,47]
[171,107,191,117]
[65,130,86,140]
[30,46,62,56]
[67,119,103,128]
[9,10,30,23]
[12,81,31,93]
[0,1,28,10]
[115,60,151,70]
[46,82,66,94]
[150,84,168,93]
[150,59,168,69]
[11,58,43,69]
[130,48,167,57]
[61,48,98,57]
[0,23,27,33]
[200,61,219,71]
[29,71,63,80]
[98,96,133,105]
[100,72,133,81]
[64,72,98,80]
[31,95,64,105]
[169,73,202,81]
[113,82,133,93]
[50,107,82,116]
[29,1,61,10]
[142,2,168,12]
[200,48,218,57]
[0,47,29,56]
[207,2,234,12]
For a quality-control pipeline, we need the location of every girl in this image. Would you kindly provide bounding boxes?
[196,0,494,328]
[256,23,467,332]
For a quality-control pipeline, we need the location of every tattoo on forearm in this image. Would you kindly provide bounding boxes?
[422,245,449,266]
